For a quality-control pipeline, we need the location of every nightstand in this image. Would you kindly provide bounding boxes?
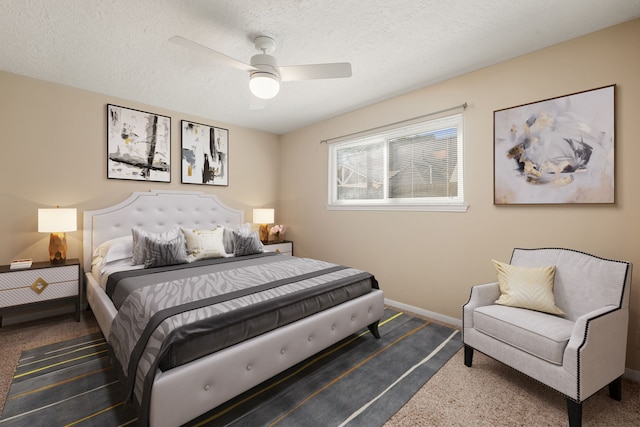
[0,259,81,327]
[263,240,293,256]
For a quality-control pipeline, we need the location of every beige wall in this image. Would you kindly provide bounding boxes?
[0,71,281,267]
[279,19,640,370]
[1,19,639,371]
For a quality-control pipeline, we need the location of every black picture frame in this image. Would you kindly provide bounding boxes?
[106,104,171,182]
[181,120,229,186]
[494,85,615,204]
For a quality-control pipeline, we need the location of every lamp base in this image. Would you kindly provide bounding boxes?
[258,224,269,244]
[48,232,68,264]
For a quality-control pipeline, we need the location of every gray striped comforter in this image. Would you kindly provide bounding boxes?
[106,253,377,423]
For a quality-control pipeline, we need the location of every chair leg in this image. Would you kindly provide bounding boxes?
[464,344,473,367]
[566,399,582,427]
[608,376,622,401]
[367,321,381,339]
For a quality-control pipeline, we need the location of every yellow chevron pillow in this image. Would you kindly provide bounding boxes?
[492,259,565,315]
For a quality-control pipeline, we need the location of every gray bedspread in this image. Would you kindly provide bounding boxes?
[106,253,378,423]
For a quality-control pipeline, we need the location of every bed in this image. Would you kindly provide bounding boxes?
[83,190,385,427]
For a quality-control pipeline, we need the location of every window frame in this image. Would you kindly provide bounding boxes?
[327,113,468,212]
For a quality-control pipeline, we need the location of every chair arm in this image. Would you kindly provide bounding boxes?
[563,305,629,399]
[463,282,500,329]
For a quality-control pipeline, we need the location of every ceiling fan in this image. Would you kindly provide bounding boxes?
[169,35,352,100]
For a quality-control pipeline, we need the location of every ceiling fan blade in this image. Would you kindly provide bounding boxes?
[279,62,352,81]
[169,36,256,73]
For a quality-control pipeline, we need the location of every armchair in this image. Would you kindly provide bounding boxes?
[463,248,632,427]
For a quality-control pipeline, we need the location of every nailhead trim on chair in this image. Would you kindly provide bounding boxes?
[511,247,631,403]
[465,247,632,408]
[511,247,630,309]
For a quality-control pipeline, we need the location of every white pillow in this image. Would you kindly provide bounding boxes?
[181,227,227,262]
[103,238,133,265]
[92,236,133,266]
[93,235,129,258]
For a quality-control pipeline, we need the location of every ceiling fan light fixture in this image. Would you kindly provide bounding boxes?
[170,34,353,103]
[249,72,280,99]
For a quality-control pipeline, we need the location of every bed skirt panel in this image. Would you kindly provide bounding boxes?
[149,288,385,427]
[85,273,117,337]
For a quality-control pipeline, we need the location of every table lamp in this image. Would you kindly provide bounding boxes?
[38,207,77,264]
[253,208,274,244]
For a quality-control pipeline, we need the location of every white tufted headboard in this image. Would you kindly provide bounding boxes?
[82,190,244,272]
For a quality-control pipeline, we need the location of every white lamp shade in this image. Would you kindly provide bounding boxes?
[38,208,77,233]
[253,208,275,224]
[249,72,280,99]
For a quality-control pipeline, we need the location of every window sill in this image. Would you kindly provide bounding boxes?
[326,203,469,213]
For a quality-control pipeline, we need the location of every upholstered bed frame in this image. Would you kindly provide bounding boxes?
[83,190,385,427]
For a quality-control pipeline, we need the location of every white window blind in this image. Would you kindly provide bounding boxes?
[328,113,466,211]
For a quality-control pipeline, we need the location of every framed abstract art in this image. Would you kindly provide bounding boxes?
[107,104,171,182]
[494,85,615,204]
[181,120,229,186]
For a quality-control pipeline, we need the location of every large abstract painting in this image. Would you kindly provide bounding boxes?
[494,85,614,204]
[107,104,171,182]
[181,120,229,186]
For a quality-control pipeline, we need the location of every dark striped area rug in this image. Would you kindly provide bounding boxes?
[0,310,461,427]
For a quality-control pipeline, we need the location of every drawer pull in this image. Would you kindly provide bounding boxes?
[31,277,48,294]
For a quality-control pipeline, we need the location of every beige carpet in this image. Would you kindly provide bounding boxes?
[1,311,638,426]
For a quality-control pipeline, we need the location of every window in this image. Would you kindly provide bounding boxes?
[328,113,466,211]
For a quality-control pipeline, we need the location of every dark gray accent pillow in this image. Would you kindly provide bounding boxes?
[223,223,251,255]
[131,227,148,265]
[233,230,264,256]
[223,227,235,255]
[142,229,189,268]
[132,227,182,265]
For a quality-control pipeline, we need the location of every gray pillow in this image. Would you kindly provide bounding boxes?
[223,227,235,255]
[233,230,264,256]
[143,229,188,268]
[223,223,251,255]
[132,227,182,265]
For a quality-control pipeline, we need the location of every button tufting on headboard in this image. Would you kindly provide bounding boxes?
[83,190,244,271]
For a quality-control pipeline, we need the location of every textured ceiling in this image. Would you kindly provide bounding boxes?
[1,0,639,134]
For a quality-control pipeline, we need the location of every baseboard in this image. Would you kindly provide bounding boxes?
[384,298,462,328]
[625,367,640,382]
[384,298,640,382]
